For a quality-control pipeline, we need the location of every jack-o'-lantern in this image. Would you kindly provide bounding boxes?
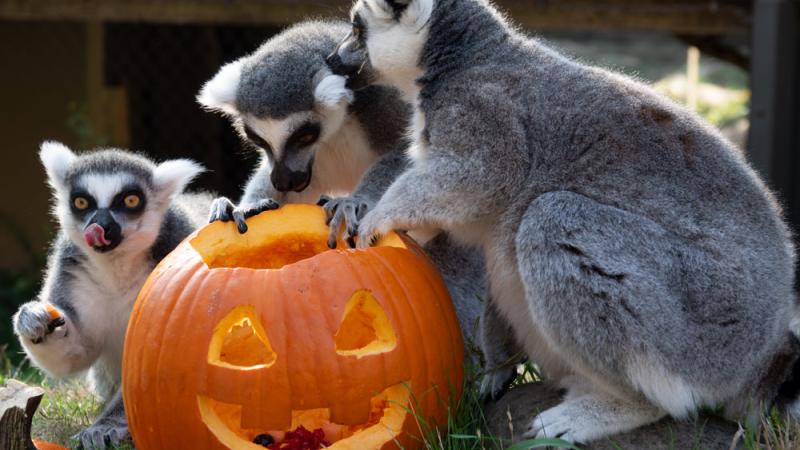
[122,205,464,449]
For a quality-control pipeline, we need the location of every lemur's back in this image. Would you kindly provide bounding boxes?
[478,37,796,387]
[462,38,793,277]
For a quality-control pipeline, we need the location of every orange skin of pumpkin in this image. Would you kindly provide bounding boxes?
[123,205,464,450]
[33,440,68,450]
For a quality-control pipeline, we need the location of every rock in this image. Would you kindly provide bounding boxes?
[484,382,743,449]
[0,379,46,450]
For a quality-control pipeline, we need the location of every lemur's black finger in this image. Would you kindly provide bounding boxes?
[328,211,344,249]
[317,195,332,207]
[232,209,248,234]
[324,201,340,226]
[47,317,66,333]
[327,229,339,249]
[209,198,234,223]
[346,235,357,249]
[356,202,369,220]
[344,209,359,238]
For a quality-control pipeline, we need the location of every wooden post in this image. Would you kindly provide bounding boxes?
[0,380,45,450]
[748,0,800,273]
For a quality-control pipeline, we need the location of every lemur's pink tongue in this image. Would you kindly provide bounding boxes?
[84,223,111,247]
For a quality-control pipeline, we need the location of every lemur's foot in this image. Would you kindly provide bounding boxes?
[479,365,518,403]
[318,195,369,248]
[209,197,279,234]
[75,417,130,450]
[13,302,65,344]
[524,393,665,443]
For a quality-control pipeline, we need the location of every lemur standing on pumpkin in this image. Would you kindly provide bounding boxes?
[197,20,521,374]
[13,142,211,449]
[327,0,800,443]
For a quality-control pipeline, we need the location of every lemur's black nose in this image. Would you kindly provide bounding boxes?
[88,209,123,251]
[326,52,353,77]
[271,165,312,193]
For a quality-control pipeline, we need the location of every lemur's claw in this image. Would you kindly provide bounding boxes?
[47,316,66,334]
[208,197,236,223]
[317,194,331,207]
[321,196,370,249]
[209,197,280,234]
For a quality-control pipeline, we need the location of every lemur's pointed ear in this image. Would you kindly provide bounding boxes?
[313,70,354,109]
[39,141,76,189]
[153,159,205,200]
[197,59,244,115]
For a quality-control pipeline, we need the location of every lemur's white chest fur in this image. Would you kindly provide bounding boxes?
[72,250,154,385]
[406,105,428,162]
[285,116,377,203]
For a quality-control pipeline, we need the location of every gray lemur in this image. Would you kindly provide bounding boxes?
[329,0,800,443]
[13,142,211,449]
[197,20,513,369]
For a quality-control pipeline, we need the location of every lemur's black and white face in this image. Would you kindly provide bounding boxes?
[40,142,203,256]
[238,109,332,193]
[328,0,434,97]
[197,25,355,194]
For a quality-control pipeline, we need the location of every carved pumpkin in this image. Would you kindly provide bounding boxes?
[123,205,464,449]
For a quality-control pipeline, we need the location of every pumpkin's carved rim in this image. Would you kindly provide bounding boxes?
[188,205,407,271]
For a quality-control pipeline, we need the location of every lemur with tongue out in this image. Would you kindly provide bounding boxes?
[13,142,211,449]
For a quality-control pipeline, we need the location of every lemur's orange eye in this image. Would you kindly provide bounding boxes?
[124,195,141,209]
[73,197,89,210]
[298,133,316,144]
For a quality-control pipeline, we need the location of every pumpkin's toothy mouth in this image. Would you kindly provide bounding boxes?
[197,382,410,449]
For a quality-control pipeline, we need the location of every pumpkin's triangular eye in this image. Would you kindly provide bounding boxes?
[208,306,276,369]
[335,290,397,358]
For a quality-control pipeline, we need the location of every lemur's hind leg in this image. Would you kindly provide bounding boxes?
[479,300,526,401]
[75,389,130,450]
[513,191,728,442]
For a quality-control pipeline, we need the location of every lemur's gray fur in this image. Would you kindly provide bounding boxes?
[197,20,500,365]
[12,142,210,449]
[330,0,800,443]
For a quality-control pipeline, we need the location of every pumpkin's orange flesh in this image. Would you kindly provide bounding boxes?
[33,440,68,450]
[123,205,464,450]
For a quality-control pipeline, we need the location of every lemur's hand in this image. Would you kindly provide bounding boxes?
[353,203,397,249]
[209,196,279,234]
[75,413,130,450]
[318,195,370,249]
[13,302,66,344]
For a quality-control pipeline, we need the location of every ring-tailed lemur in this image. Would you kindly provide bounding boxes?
[12,142,211,449]
[329,0,800,443]
[197,20,515,370]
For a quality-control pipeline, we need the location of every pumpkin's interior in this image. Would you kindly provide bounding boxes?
[208,306,277,370]
[190,205,406,270]
[197,383,410,449]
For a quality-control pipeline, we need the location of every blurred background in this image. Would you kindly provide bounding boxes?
[0,0,797,365]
